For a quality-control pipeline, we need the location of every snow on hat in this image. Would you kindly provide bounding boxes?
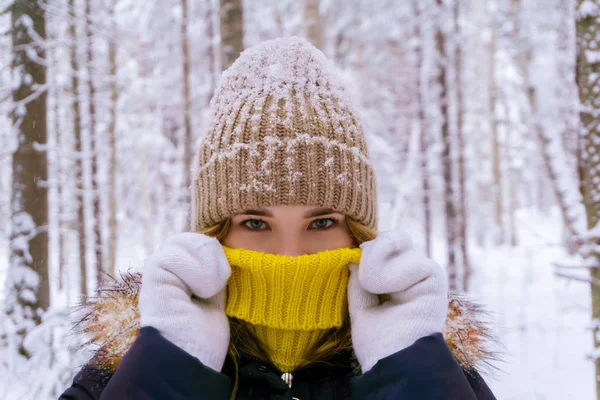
[190,36,377,231]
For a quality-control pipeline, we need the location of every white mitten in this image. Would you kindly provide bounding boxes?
[348,230,449,373]
[138,232,231,372]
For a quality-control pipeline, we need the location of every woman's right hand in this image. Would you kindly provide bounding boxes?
[138,232,231,372]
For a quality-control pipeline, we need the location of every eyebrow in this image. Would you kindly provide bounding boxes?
[240,208,336,218]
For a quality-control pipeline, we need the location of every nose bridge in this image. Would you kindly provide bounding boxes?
[278,232,304,257]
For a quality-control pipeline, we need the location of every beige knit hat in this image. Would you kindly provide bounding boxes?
[190,37,377,231]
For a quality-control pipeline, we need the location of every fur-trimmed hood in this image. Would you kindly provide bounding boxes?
[71,271,499,375]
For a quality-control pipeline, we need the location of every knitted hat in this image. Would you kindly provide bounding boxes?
[190,37,377,231]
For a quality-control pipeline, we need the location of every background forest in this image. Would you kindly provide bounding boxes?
[1,0,600,398]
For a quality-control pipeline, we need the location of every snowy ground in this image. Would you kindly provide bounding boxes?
[0,208,595,399]
[467,208,594,400]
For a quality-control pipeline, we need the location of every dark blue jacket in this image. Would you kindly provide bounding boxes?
[59,326,496,399]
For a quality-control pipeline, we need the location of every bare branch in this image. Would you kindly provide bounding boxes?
[555,271,600,286]
[554,262,600,269]
[12,84,48,109]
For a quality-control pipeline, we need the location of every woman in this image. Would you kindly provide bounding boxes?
[60,37,497,399]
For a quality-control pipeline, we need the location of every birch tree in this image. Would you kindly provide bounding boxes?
[69,0,88,298]
[489,8,504,245]
[454,0,471,289]
[84,0,103,283]
[436,0,459,291]
[413,0,433,257]
[181,0,192,223]
[576,2,600,398]
[106,0,118,277]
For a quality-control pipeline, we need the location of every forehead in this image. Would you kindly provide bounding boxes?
[238,205,340,218]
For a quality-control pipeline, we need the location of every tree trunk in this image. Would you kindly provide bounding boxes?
[205,0,217,104]
[507,0,523,249]
[303,0,323,50]
[509,172,518,246]
[56,98,65,293]
[219,0,244,71]
[454,0,470,290]
[504,96,519,247]
[512,0,582,246]
[489,22,504,245]
[413,0,432,257]
[70,0,88,299]
[85,0,103,286]
[5,0,49,358]
[420,129,433,258]
[181,0,193,230]
[436,0,458,291]
[141,153,154,253]
[49,22,66,291]
[576,2,600,398]
[107,2,119,278]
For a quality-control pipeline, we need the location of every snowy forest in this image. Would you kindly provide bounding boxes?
[1,0,600,398]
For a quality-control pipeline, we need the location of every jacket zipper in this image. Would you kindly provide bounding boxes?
[243,354,331,374]
[242,355,302,388]
[242,353,350,390]
[281,372,293,388]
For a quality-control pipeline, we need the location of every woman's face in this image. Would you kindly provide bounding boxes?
[221,205,354,256]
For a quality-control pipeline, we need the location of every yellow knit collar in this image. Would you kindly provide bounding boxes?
[222,246,361,372]
[222,246,361,330]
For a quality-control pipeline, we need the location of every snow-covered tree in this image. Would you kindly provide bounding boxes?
[68,0,88,299]
[5,0,50,358]
[576,1,600,397]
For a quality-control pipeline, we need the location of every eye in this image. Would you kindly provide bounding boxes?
[241,219,267,231]
[310,218,337,230]
[240,218,338,232]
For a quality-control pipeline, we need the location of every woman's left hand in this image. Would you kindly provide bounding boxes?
[348,230,449,373]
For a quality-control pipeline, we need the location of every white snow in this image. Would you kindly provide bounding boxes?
[467,208,594,400]
[586,50,600,64]
[579,0,599,19]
